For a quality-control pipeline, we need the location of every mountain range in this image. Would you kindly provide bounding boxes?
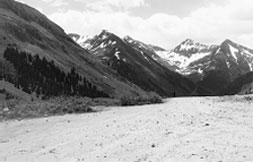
[69,30,210,97]
[0,0,252,103]
[70,32,253,96]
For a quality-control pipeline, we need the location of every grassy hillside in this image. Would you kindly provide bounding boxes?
[0,0,156,99]
[0,81,35,102]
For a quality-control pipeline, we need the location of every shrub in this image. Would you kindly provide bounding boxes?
[2,97,93,120]
[243,95,253,101]
[2,96,120,120]
[120,92,162,106]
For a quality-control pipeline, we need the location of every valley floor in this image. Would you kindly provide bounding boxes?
[0,95,253,162]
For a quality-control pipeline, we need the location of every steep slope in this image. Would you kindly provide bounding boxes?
[123,36,176,71]
[221,71,253,95]
[0,0,150,98]
[154,39,218,75]
[0,81,35,102]
[239,83,253,95]
[156,39,253,94]
[71,31,206,97]
[68,33,80,42]
[68,33,93,49]
[196,40,253,93]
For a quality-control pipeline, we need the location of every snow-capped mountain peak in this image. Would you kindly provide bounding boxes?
[181,38,195,45]
[222,39,235,45]
[154,38,253,93]
[69,33,93,49]
[69,30,200,96]
[68,33,80,42]
[154,39,217,74]
[68,30,118,50]
[75,35,93,49]
[174,39,214,56]
[69,31,253,94]
[123,35,152,52]
[97,30,112,40]
[123,35,135,42]
[218,39,253,71]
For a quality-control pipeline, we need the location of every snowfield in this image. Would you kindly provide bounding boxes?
[1,96,253,162]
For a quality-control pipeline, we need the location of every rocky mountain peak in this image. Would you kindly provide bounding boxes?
[178,39,209,49]
[123,35,135,42]
[222,39,234,45]
[173,39,212,58]
[97,30,114,40]
[68,33,80,41]
[182,38,195,45]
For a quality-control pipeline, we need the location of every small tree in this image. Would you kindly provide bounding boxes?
[0,58,17,83]
[173,90,176,97]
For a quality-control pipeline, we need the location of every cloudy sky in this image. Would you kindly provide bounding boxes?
[17,0,253,49]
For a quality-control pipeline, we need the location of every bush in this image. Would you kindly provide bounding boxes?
[1,93,162,121]
[1,96,121,120]
[243,95,253,101]
[120,92,162,106]
[2,97,92,120]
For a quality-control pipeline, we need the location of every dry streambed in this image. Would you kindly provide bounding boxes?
[0,96,253,162]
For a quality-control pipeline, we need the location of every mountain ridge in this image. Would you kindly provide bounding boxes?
[0,0,157,99]
[70,31,253,95]
[69,30,208,97]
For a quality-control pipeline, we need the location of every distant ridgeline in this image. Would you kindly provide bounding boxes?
[2,46,109,99]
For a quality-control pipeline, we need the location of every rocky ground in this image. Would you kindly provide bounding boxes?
[0,95,253,162]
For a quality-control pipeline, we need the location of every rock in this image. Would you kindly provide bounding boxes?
[205,123,210,126]
[3,107,9,112]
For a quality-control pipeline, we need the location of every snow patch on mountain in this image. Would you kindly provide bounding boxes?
[229,44,239,63]
[124,36,134,43]
[215,48,221,55]
[249,63,252,71]
[197,68,203,74]
[139,51,150,63]
[115,51,120,60]
[152,55,158,61]
[70,35,93,50]
[174,39,213,54]
[243,49,253,56]
[100,42,106,48]
[226,61,231,68]
[156,50,212,69]
[152,39,218,76]
[179,41,206,51]
[101,34,108,40]
[246,60,253,71]
[71,32,253,81]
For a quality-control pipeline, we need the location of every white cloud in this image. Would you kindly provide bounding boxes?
[51,0,68,7]
[30,0,68,7]
[49,0,253,49]
[74,0,146,12]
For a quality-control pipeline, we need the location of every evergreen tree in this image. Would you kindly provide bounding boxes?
[3,46,109,98]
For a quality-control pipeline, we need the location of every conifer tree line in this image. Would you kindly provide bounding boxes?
[2,46,109,99]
